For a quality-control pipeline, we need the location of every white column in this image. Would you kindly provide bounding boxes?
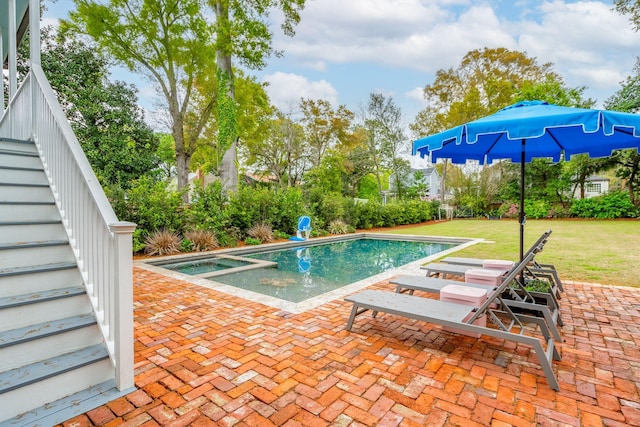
[30,0,41,140]
[8,0,17,100]
[1,30,4,115]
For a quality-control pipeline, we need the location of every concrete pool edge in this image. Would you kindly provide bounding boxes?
[135,233,482,314]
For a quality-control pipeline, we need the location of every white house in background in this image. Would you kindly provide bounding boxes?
[388,167,440,198]
[572,175,610,199]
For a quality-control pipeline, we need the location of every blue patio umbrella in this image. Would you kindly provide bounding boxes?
[412,100,640,260]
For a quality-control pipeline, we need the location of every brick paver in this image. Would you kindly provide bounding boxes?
[60,268,640,426]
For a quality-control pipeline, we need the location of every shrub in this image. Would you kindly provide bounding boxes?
[227,186,305,235]
[248,222,274,243]
[112,176,185,234]
[524,199,551,219]
[570,191,637,219]
[186,182,229,232]
[144,230,181,256]
[244,237,262,245]
[327,219,349,234]
[185,230,219,251]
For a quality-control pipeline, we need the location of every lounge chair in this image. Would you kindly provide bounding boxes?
[344,248,561,390]
[389,274,563,341]
[440,230,564,295]
[289,216,312,241]
[423,232,563,300]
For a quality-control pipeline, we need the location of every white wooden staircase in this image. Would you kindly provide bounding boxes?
[0,137,130,426]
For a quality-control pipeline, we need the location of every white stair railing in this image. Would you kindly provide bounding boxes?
[0,65,135,391]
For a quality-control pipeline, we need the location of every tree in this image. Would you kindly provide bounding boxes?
[209,0,306,192]
[564,154,611,199]
[300,98,356,168]
[64,0,217,201]
[39,27,160,189]
[190,70,273,176]
[614,0,640,31]
[244,110,307,188]
[514,76,594,108]
[410,48,558,206]
[605,61,640,206]
[362,93,407,196]
[411,48,557,139]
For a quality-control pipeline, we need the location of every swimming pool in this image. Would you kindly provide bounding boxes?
[140,233,477,312]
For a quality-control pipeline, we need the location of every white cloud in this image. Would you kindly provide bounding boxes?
[406,86,427,104]
[515,1,639,104]
[262,72,339,111]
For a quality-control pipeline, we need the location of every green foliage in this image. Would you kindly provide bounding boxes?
[524,278,552,293]
[524,199,551,219]
[226,185,305,233]
[345,199,436,229]
[327,219,349,234]
[40,28,161,189]
[614,0,640,32]
[244,237,262,245]
[304,150,348,195]
[306,191,346,230]
[185,182,229,231]
[180,238,194,252]
[216,69,238,155]
[132,228,147,253]
[110,176,185,235]
[570,191,637,218]
[357,174,380,200]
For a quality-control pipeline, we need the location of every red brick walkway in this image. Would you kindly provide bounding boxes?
[61,268,640,427]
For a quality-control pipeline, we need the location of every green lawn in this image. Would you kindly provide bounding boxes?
[383,219,640,287]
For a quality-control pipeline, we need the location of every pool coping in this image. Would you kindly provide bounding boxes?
[135,233,482,314]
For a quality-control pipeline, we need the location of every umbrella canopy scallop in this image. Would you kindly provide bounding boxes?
[413,101,640,165]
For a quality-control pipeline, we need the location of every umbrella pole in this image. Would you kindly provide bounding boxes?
[520,139,525,263]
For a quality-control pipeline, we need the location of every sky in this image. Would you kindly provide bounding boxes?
[43,0,640,134]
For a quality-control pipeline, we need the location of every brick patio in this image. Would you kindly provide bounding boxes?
[60,267,640,427]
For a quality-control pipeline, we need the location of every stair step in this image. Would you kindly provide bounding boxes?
[0,167,48,185]
[0,314,95,349]
[0,240,68,251]
[0,165,44,173]
[0,203,60,222]
[0,150,42,169]
[0,286,85,310]
[0,289,90,333]
[0,314,100,372]
[0,184,54,202]
[0,379,133,427]
[0,182,48,187]
[0,147,38,156]
[0,267,82,299]
[0,140,37,155]
[0,242,74,270]
[0,262,77,278]
[0,344,109,394]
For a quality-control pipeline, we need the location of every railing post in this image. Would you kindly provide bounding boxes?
[111,221,137,391]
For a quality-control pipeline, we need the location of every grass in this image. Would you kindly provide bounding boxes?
[383,218,640,287]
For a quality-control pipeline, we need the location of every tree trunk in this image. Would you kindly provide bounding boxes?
[214,0,238,192]
[172,113,191,203]
[219,139,238,192]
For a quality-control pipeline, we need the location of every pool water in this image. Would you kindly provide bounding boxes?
[211,238,456,303]
[161,257,252,275]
